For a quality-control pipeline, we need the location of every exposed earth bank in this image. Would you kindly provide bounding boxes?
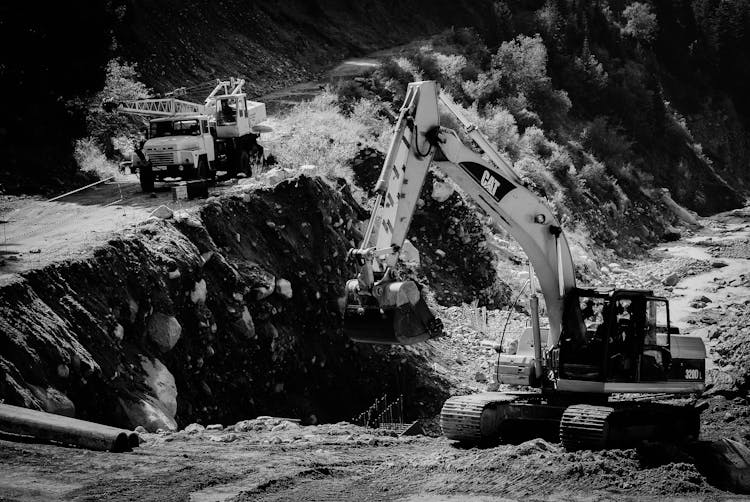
[1,183,749,500]
[0,175,458,432]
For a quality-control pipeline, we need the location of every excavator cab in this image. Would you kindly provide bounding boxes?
[557,288,702,387]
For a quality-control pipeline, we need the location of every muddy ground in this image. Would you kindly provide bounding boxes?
[1,191,749,500]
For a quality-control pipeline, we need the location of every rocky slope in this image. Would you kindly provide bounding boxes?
[0,176,454,431]
[113,0,502,96]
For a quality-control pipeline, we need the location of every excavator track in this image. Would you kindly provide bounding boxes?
[440,393,518,442]
[559,404,612,451]
[560,402,700,451]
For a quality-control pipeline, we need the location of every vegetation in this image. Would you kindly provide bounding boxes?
[330,0,750,253]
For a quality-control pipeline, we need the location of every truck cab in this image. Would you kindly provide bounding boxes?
[133,115,214,188]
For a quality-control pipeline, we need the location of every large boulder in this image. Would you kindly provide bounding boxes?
[431,180,454,202]
[147,313,182,353]
[140,357,177,418]
[29,385,75,417]
[119,394,177,432]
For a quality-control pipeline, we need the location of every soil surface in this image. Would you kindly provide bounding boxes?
[1,197,749,500]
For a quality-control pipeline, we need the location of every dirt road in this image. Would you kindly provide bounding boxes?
[0,176,220,285]
[0,419,730,502]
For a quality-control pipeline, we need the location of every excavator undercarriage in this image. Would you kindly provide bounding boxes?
[440,393,699,450]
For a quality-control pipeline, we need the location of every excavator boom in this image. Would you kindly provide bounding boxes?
[343,81,575,349]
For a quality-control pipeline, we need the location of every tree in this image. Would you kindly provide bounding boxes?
[622,2,658,43]
[87,60,151,158]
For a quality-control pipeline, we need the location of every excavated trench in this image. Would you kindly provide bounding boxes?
[0,176,454,431]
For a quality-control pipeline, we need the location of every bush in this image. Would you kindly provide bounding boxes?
[87,59,151,158]
[622,2,658,43]
[520,126,552,158]
[372,58,415,105]
[578,158,613,199]
[272,93,390,179]
[408,50,442,82]
[581,116,633,162]
[74,138,119,178]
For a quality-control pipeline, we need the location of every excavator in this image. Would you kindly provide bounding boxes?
[343,81,707,450]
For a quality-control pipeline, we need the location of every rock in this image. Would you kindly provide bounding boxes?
[474,372,487,383]
[30,385,75,417]
[184,423,205,434]
[692,295,712,303]
[237,306,255,338]
[29,248,41,254]
[113,323,124,341]
[233,420,257,432]
[401,239,420,266]
[119,395,177,432]
[134,426,148,434]
[147,313,182,352]
[168,269,181,280]
[662,226,682,241]
[150,205,174,219]
[271,421,300,432]
[516,438,558,455]
[262,168,292,185]
[210,433,238,443]
[200,251,214,265]
[431,180,454,202]
[275,278,293,299]
[173,210,202,228]
[140,356,177,418]
[712,261,729,269]
[435,249,446,258]
[663,273,680,287]
[190,279,207,304]
[57,364,70,379]
[206,424,224,431]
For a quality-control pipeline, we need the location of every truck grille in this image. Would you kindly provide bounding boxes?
[147,152,174,165]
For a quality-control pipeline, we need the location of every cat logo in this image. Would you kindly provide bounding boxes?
[480,170,501,198]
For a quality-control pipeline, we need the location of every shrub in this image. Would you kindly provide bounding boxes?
[74,138,119,178]
[446,27,490,67]
[581,116,633,162]
[520,126,552,158]
[622,2,658,43]
[87,59,151,158]
[578,158,612,199]
[409,50,442,82]
[546,147,575,179]
[272,93,390,179]
[335,80,370,114]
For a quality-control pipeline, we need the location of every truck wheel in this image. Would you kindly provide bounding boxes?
[198,157,212,182]
[183,161,198,180]
[139,165,155,193]
[237,151,250,176]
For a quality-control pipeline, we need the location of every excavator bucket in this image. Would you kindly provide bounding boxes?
[343,279,442,345]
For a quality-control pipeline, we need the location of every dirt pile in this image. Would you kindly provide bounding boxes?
[0,175,451,431]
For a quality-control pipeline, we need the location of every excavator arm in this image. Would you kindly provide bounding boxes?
[344,81,576,350]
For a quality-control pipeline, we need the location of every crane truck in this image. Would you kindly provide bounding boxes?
[343,81,707,450]
[110,78,267,192]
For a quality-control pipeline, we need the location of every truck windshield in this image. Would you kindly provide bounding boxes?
[150,120,201,138]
